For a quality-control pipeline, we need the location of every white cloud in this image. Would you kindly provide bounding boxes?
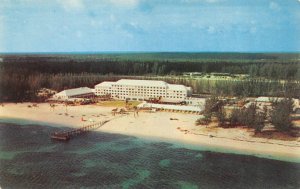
[269,2,281,11]
[76,30,82,38]
[180,0,221,3]
[90,20,103,27]
[250,26,257,34]
[109,0,140,8]
[207,26,216,34]
[205,0,219,2]
[110,14,116,22]
[57,0,85,12]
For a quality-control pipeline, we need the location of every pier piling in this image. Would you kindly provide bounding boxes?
[50,120,108,141]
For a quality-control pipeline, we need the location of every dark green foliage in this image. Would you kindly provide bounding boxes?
[229,109,241,127]
[195,115,211,125]
[203,96,223,115]
[228,104,266,132]
[242,104,266,132]
[1,53,299,79]
[242,104,257,128]
[199,97,266,130]
[270,99,294,131]
[215,108,226,127]
[198,96,225,126]
[253,112,266,133]
[0,53,299,101]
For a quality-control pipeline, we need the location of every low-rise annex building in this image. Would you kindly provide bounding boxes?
[95,79,192,102]
[137,102,203,113]
[52,87,94,100]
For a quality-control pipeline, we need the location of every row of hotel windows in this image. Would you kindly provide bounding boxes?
[98,88,171,92]
[112,94,185,99]
[116,89,168,92]
[97,91,185,96]
[98,86,185,91]
[96,89,185,94]
[97,91,184,96]
[111,85,166,89]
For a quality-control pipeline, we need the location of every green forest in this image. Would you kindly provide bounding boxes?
[0,53,299,101]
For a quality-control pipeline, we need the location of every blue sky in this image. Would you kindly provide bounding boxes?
[0,0,299,52]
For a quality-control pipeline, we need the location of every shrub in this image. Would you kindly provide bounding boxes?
[270,98,294,131]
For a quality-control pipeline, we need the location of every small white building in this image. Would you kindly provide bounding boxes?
[245,97,300,111]
[184,97,206,107]
[255,97,283,103]
[52,87,94,100]
[137,102,202,113]
[95,79,192,102]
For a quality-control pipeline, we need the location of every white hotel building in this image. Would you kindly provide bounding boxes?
[95,79,192,102]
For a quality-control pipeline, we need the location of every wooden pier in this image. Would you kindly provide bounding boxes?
[50,120,109,141]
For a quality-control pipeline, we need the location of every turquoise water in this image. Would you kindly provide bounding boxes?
[0,121,299,189]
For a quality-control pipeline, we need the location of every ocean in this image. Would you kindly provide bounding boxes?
[0,121,299,189]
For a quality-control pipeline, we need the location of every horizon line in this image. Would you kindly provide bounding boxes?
[1,51,300,55]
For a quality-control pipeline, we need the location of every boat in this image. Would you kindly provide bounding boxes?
[50,133,70,141]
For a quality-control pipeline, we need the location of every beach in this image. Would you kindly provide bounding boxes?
[0,102,299,162]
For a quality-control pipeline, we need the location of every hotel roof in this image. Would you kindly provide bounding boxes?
[95,81,115,87]
[56,87,93,97]
[116,79,168,87]
[168,84,188,91]
[95,79,192,91]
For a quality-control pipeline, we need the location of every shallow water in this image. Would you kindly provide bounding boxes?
[0,122,299,189]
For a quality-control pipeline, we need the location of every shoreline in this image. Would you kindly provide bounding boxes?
[0,102,300,163]
[100,123,300,163]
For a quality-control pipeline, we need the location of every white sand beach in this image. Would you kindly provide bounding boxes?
[0,102,299,162]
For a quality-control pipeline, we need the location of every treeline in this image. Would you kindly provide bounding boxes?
[197,96,296,134]
[0,72,299,102]
[0,54,299,102]
[0,72,116,101]
[158,77,300,97]
[1,54,300,80]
